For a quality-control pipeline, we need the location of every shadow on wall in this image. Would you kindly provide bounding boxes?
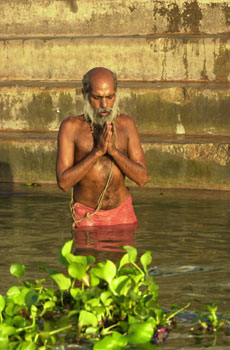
[0,162,14,184]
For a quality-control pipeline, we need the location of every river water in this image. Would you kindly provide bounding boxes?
[0,183,230,349]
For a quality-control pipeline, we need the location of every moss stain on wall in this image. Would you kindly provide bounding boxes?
[153,0,202,33]
[119,92,178,133]
[222,3,230,26]
[182,1,202,33]
[58,92,74,122]
[64,0,78,13]
[213,40,230,81]
[21,93,55,130]
[153,2,181,33]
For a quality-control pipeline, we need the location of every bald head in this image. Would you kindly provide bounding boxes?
[82,67,117,94]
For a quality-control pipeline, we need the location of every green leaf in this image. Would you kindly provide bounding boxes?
[48,335,56,345]
[0,295,5,312]
[110,276,131,296]
[5,302,14,316]
[0,324,16,337]
[112,332,128,347]
[68,262,87,280]
[61,240,94,268]
[7,286,21,297]
[67,309,79,318]
[87,255,96,265]
[131,274,144,285]
[89,271,100,287]
[118,246,137,270]
[25,330,37,342]
[85,326,97,335]
[14,287,30,306]
[86,297,101,308]
[10,263,25,278]
[127,321,154,344]
[100,291,112,306]
[58,248,69,267]
[140,251,152,273]
[91,260,116,284]
[18,342,36,350]
[25,289,39,309]
[61,240,73,264]
[124,246,137,262]
[0,336,8,350]
[50,273,71,291]
[79,310,98,328]
[70,287,81,300]
[94,332,127,350]
[13,315,26,328]
[94,337,121,350]
[42,301,55,313]
[71,255,88,266]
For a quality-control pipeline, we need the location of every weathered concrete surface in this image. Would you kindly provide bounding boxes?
[0,0,229,190]
[1,36,230,82]
[141,139,230,190]
[0,132,57,183]
[1,83,230,136]
[0,85,81,131]
[1,132,230,190]
[0,0,230,36]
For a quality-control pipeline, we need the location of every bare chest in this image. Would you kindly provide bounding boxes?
[74,126,128,163]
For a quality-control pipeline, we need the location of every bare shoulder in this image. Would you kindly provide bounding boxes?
[59,115,84,131]
[116,114,139,136]
[58,115,86,138]
[117,114,136,125]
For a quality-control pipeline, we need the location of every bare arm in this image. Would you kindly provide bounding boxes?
[56,118,110,192]
[107,118,148,187]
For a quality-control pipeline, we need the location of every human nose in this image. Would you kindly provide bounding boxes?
[100,97,108,109]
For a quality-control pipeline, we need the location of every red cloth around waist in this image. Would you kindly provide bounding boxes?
[73,194,137,227]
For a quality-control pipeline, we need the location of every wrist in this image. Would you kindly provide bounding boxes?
[94,147,104,158]
[108,146,117,157]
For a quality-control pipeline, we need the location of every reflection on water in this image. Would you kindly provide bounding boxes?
[73,223,137,262]
[0,184,230,349]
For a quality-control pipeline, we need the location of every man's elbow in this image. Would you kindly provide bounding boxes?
[138,173,148,187]
[57,178,70,192]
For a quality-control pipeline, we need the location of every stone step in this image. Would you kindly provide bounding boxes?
[1,131,230,190]
[1,81,230,136]
[1,35,230,82]
[1,0,229,36]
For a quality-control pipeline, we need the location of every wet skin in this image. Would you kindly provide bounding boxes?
[56,68,148,209]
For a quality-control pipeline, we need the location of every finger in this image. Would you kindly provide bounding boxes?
[100,125,108,138]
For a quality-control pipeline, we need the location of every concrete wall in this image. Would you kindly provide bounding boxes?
[1,36,230,82]
[0,0,230,189]
[1,83,230,135]
[0,0,230,36]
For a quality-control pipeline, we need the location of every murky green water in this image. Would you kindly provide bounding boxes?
[0,183,230,349]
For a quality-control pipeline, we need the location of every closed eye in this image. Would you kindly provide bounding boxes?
[91,94,115,100]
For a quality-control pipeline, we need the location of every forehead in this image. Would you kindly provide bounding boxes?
[89,73,115,95]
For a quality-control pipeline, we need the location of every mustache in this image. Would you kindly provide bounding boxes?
[96,108,113,114]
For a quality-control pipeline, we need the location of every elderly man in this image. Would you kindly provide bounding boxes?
[56,67,148,227]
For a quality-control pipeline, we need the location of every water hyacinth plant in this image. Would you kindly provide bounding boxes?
[0,240,189,349]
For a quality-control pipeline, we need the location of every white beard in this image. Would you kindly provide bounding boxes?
[83,94,119,128]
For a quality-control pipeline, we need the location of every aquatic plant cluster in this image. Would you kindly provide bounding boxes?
[0,240,188,349]
[0,240,225,350]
